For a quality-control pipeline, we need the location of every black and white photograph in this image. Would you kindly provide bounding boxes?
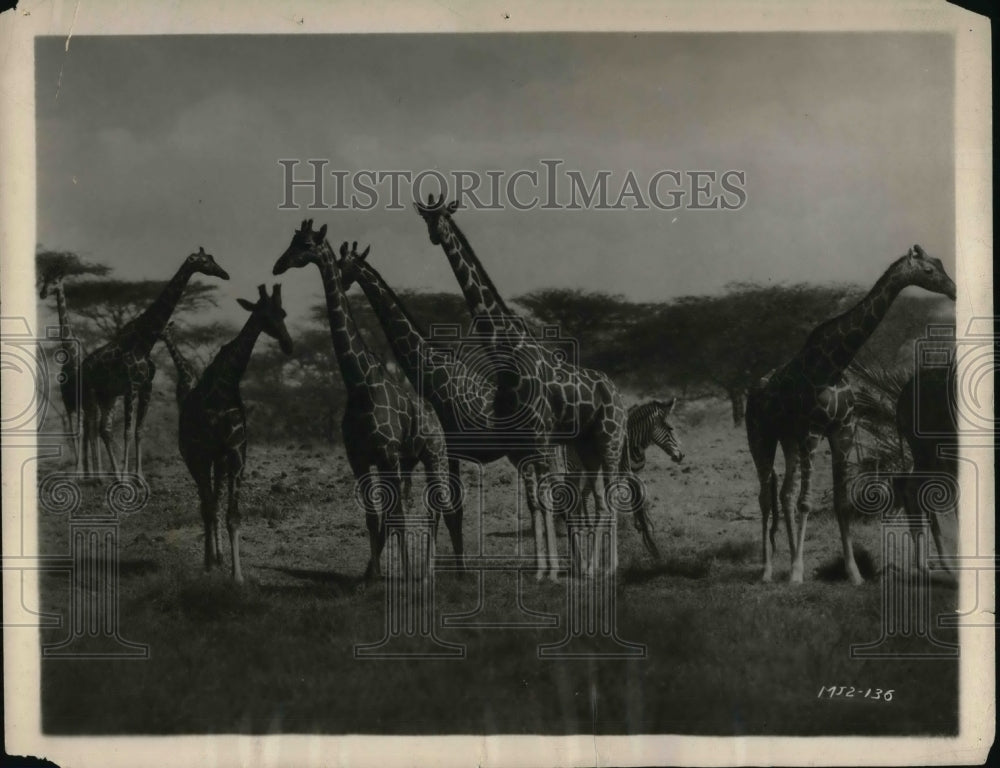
[1,1,993,766]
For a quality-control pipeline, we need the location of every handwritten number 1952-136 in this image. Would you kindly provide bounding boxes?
[817,686,894,701]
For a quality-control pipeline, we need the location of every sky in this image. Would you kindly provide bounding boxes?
[35,33,955,329]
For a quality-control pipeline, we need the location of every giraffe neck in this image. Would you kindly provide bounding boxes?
[203,314,265,393]
[351,259,432,384]
[161,332,197,400]
[437,215,515,323]
[127,264,195,357]
[51,283,77,358]
[801,260,907,378]
[315,245,382,391]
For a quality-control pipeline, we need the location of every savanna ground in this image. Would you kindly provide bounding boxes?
[35,391,958,735]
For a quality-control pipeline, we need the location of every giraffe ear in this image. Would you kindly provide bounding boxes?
[663,397,676,414]
[316,223,327,242]
[236,298,255,313]
[257,284,267,300]
[339,241,350,259]
[358,244,371,260]
[447,200,459,214]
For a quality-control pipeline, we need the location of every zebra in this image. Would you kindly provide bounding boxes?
[562,398,683,560]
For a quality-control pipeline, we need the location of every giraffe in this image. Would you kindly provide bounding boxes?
[413,195,640,579]
[272,221,452,580]
[895,358,957,574]
[38,266,84,455]
[745,245,956,585]
[79,248,229,479]
[334,241,510,567]
[179,285,293,583]
[159,321,199,406]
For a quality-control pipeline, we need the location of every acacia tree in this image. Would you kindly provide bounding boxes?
[36,248,111,290]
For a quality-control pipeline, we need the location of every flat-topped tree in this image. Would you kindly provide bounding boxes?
[273,221,453,580]
[746,245,956,585]
[79,247,229,480]
[179,285,294,583]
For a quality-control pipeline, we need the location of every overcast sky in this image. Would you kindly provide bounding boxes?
[36,33,954,328]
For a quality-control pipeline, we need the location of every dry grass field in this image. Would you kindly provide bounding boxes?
[36,392,959,735]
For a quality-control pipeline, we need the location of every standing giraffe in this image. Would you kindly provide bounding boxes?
[159,321,199,406]
[413,195,639,579]
[895,359,957,574]
[38,267,84,452]
[746,245,956,585]
[335,242,508,566]
[179,285,293,583]
[79,248,229,479]
[272,222,452,580]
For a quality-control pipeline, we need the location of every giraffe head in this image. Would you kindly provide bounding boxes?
[273,219,330,274]
[649,398,684,463]
[184,247,230,281]
[893,245,956,300]
[335,240,371,291]
[413,193,459,245]
[236,284,294,355]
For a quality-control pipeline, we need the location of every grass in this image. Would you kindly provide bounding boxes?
[36,395,958,735]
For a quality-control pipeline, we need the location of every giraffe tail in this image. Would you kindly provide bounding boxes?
[631,480,662,562]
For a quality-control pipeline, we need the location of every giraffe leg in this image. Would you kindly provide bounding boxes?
[779,439,800,572]
[522,461,550,581]
[191,465,216,572]
[97,400,119,477]
[830,426,863,585]
[212,458,225,566]
[748,426,779,582]
[442,457,465,569]
[790,432,821,584]
[78,403,90,475]
[900,476,924,573]
[226,455,244,584]
[928,504,951,575]
[134,379,153,481]
[595,454,618,577]
[121,390,135,480]
[379,468,407,579]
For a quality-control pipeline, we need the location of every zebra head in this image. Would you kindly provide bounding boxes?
[647,398,684,463]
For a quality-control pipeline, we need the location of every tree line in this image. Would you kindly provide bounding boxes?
[38,248,954,457]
